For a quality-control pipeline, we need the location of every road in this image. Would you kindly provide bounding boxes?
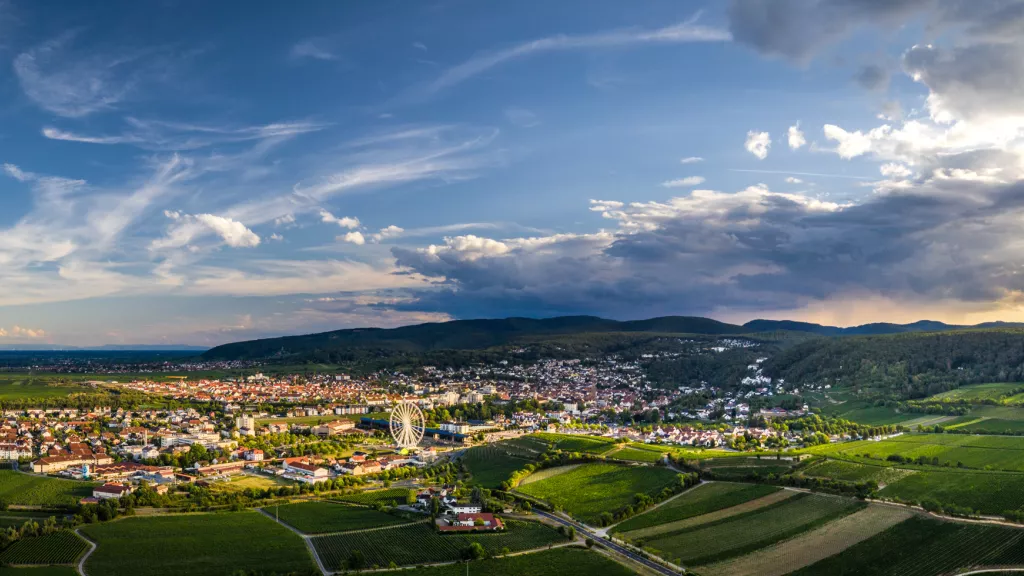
[534,510,682,576]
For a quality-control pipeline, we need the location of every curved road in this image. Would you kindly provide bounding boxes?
[534,510,681,576]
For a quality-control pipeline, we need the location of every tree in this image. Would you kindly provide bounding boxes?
[463,542,486,560]
[347,550,366,570]
[585,538,595,549]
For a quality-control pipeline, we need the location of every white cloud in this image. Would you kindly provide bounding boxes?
[424,15,730,95]
[370,225,405,243]
[412,42,428,51]
[504,107,540,128]
[785,176,803,184]
[661,176,706,188]
[42,119,326,151]
[880,163,913,178]
[269,233,284,241]
[152,211,260,250]
[10,326,46,339]
[274,214,295,227]
[290,39,337,61]
[319,209,361,229]
[679,156,704,164]
[3,163,32,182]
[745,131,771,160]
[340,231,365,245]
[787,123,806,150]
[822,124,878,159]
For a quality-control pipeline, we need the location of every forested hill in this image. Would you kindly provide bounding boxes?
[762,329,1024,398]
[201,315,746,360]
[201,315,1024,362]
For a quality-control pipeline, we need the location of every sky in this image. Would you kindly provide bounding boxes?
[2,0,1024,346]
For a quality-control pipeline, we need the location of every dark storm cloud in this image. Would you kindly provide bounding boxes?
[853,64,888,90]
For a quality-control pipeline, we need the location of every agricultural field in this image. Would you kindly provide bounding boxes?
[79,512,317,576]
[0,470,94,506]
[640,493,865,566]
[211,473,294,492]
[801,459,917,486]
[818,401,922,426]
[461,445,531,488]
[803,433,1024,472]
[925,382,1024,404]
[515,463,680,524]
[0,531,88,565]
[0,568,78,576]
[878,469,1024,514]
[609,446,666,463]
[333,488,415,507]
[531,433,618,454]
[611,482,780,535]
[617,490,798,541]
[266,501,407,534]
[516,464,579,486]
[311,519,566,570]
[957,418,1024,433]
[374,547,635,576]
[0,376,88,400]
[698,505,914,576]
[792,515,1024,576]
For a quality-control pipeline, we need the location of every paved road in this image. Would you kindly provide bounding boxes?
[534,510,681,576]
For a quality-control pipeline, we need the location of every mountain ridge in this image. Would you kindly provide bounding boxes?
[201,315,1024,361]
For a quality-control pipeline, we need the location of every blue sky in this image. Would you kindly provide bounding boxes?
[2,0,1023,346]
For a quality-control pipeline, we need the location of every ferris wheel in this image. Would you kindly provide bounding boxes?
[389,401,425,448]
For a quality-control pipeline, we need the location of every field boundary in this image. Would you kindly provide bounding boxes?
[257,508,330,576]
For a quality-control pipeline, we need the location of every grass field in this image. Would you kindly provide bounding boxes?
[266,501,407,534]
[957,418,1024,433]
[0,471,94,507]
[333,488,414,507]
[516,463,680,524]
[516,464,579,486]
[641,493,865,566]
[698,505,914,576]
[461,446,531,488]
[531,433,618,454]
[792,515,1024,576]
[311,519,566,569]
[611,482,780,535]
[877,469,1024,514]
[818,402,922,426]
[80,512,317,576]
[0,531,88,565]
[373,547,635,576]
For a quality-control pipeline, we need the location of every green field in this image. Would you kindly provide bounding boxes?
[925,382,1024,404]
[0,531,88,565]
[0,471,94,507]
[212,474,294,492]
[311,519,566,569]
[792,515,1024,576]
[957,418,1024,433]
[461,446,532,488]
[641,493,865,566]
[266,501,407,534]
[373,547,634,576]
[333,488,414,507]
[803,433,1024,472]
[79,512,317,576]
[0,568,78,576]
[611,482,779,535]
[610,446,666,463]
[516,463,680,524]
[0,376,92,400]
[818,402,922,426]
[531,433,618,454]
[878,469,1024,514]
[801,459,917,485]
